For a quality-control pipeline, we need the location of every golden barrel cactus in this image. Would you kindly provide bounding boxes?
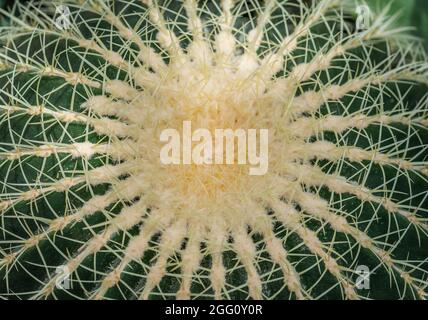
[0,0,427,300]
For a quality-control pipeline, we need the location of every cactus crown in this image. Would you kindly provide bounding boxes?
[0,0,427,300]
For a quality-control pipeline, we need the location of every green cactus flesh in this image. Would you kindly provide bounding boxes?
[0,0,427,300]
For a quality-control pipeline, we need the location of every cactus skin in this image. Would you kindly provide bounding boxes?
[0,0,427,300]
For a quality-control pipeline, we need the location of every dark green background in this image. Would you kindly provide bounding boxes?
[1,0,428,42]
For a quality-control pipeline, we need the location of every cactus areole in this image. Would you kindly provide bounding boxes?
[0,0,427,300]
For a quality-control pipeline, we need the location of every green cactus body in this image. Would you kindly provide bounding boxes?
[0,0,427,300]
